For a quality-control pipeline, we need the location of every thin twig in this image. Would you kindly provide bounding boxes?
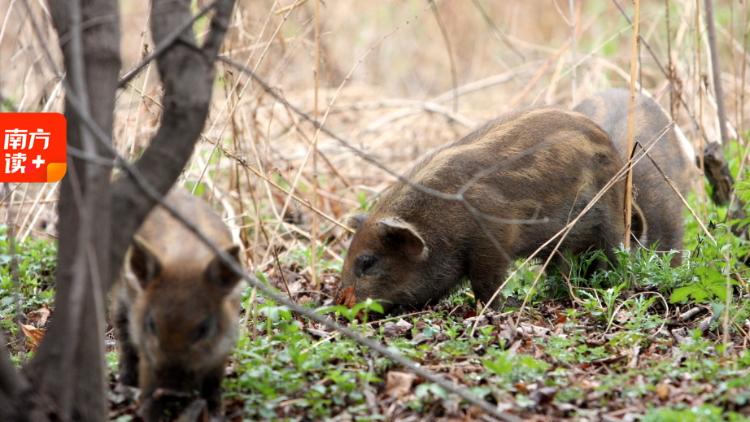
[610,0,708,144]
[312,0,320,287]
[569,0,577,104]
[470,0,524,61]
[429,0,458,113]
[271,247,294,300]
[117,0,218,88]
[704,0,729,145]
[635,142,715,244]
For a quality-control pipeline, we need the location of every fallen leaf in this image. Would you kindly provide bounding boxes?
[21,324,45,352]
[27,304,51,327]
[410,332,430,345]
[384,371,417,398]
[396,318,413,330]
[529,387,557,406]
[462,315,487,327]
[657,381,670,400]
[464,309,478,319]
[335,286,357,309]
[579,379,601,389]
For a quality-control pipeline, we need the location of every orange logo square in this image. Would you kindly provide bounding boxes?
[0,113,66,183]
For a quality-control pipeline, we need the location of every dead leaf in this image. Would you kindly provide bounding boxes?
[464,309,478,319]
[579,378,601,390]
[529,387,557,406]
[335,286,357,309]
[27,304,51,327]
[383,318,413,338]
[410,332,430,345]
[657,381,670,400]
[21,324,45,352]
[384,371,417,398]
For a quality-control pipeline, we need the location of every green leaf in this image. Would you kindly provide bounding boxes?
[671,285,699,303]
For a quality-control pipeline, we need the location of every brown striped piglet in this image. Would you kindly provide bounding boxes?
[112,190,242,420]
[337,107,647,315]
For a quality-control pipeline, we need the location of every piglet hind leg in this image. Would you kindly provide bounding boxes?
[468,261,510,310]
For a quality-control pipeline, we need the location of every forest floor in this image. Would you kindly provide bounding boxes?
[5,213,750,422]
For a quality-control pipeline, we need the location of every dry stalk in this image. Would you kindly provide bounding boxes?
[16,183,47,239]
[569,0,576,104]
[0,0,17,51]
[501,42,569,113]
[429,1,458,113]
[611,0,707,144]
[695,0,708,222]
[312,0,320,286]
[623,0,640,249]
[271,247,294,300]
[703,0,729,145]
[200,134,351,232]
[12,183,29,231]
[187,0,296,193]
[665,0,674,119]
[470,0,524,61]
[121,5,153,158]
[274,0,309,15]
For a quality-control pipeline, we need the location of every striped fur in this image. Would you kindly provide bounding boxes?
[338,107,645,313]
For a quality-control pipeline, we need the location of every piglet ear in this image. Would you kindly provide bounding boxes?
[376,217,428,260]
[346,214,368,230]
[205,245,242,295]
[125,235,162,290]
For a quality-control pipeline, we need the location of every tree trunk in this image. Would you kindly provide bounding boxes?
[23,0,121,420]
[0,0,234,420]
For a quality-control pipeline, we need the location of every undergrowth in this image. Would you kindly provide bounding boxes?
[6,157,750,421]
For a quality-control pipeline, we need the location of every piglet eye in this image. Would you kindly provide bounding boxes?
[144,312,157,336]
[354,253,377,276]
[191,314,217,343]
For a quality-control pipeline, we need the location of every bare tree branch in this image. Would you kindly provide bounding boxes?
[118,0,219,88]
[109,0,236,286]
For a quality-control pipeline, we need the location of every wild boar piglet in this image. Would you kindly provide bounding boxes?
[112,190,241,420]
[338,107,646,314]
